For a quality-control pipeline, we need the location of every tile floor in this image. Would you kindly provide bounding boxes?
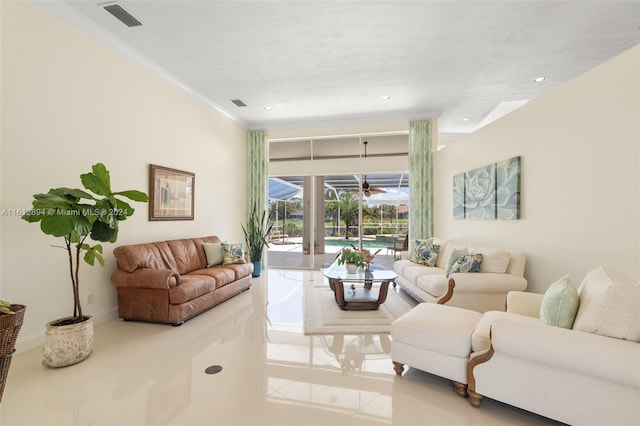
[0,269,560,425]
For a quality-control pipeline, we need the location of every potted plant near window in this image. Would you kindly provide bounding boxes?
[242,202,274,278]
[337,247,365,274]
[22,163,148,368]
[0,300,25,402]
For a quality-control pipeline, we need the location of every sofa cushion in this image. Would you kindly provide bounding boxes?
[445,248,468,277]
[410,239,440,266]
[222,242,247,265]
[437,240,467,269]
[471,310,540,352]
[403,265,445,284]
[169,274,216,304]
[220,263,254,280]
[540,274,579,329]
[203,242,224,267]
[392,303,482,358]
[113,241,178,273]
[189,267,236,288]
[393,259,416,275]
[449,254,483,275]
[167,238,209,274]
[468,245,511,273]
[573,266,640,342]
[416,274,450,298]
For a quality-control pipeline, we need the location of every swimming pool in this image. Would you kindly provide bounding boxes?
[324,239,391,249]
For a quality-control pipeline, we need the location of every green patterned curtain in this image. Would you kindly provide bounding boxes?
[247,129,269,217]
[408,119,434,241]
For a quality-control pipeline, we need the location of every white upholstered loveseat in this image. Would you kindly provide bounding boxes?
[392,266,640,425]
[393,238,527,312]
[467,267,640,425]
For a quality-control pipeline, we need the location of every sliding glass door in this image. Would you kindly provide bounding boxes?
[267,173,408,270]
[267,176,311,269]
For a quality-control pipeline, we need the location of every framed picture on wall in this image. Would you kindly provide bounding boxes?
[149,164,194,221]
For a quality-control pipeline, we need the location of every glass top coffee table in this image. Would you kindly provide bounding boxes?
[321,267,398,311]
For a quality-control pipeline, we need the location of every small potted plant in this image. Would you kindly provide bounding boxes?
[337,247,365,274]
[0,299,26,402]
[242,202,274,278]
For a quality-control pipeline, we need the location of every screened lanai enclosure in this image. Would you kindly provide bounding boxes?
[267,173,409,270]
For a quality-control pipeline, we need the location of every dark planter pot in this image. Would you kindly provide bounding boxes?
[0,304,26,402]
[252,260,263,277]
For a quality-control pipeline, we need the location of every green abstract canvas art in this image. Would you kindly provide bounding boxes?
[453,156,521,220]
[452,172,466,219]
[465,163,497,219]
[496,156,521,219]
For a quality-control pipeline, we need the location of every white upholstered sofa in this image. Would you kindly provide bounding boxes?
[393,238,527,312]
[392,266,640,425]
[467,267,640,425]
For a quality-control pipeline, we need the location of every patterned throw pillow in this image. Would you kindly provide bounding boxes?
[410,240,440,267]
[445,248,469,277]
[449,254,483,275]
[222,242,247,265]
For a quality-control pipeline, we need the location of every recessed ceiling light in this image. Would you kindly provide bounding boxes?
[533,76,546,83]
[381,96,391,100]
[462,117,469,121]
[264,106,273,111]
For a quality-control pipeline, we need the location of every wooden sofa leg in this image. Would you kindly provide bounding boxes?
[452,381,467,398]
[393,361,405,376]
[466,331,495,408]
[467,389,484,408]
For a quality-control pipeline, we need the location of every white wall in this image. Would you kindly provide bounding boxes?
[0,2,248,352]
[433,45,640,293]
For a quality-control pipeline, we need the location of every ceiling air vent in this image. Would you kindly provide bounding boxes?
[103,3,143,27]
[231,99,247,107]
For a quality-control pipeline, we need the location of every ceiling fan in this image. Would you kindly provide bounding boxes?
[352,141,386,197]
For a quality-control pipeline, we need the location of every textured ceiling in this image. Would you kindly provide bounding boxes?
[38,1,640,138]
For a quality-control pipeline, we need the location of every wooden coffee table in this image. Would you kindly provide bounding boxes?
[322,267,397,311]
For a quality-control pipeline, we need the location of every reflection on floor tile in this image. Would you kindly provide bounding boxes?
[0,269,559,425]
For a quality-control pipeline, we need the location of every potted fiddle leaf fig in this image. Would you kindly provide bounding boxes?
[22,163,148,367]
[242,202,274,278]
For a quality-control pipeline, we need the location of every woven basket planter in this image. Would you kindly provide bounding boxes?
[0,304,26,402]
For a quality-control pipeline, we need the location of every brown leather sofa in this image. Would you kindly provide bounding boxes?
[111,236,253,325]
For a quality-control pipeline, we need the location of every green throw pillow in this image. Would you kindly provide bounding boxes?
[410,239,440,267]
[445,248,469,277]
[222,242,247,265]
[540,275,579,329]
[449,254,483,275]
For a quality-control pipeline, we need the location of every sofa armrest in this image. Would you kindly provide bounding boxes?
[449,273,527,293]
[505,291,543,317]
[489,318,640,389]
[111,268,179,290]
